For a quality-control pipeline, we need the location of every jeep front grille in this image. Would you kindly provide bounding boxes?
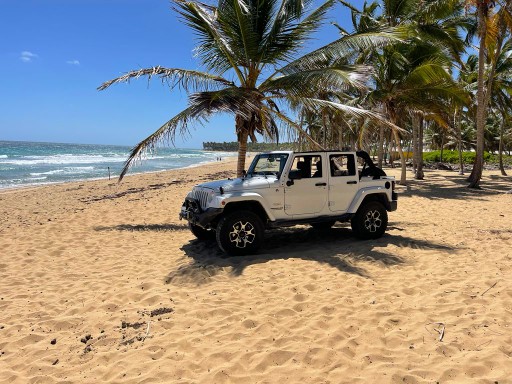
[192,189,210,210]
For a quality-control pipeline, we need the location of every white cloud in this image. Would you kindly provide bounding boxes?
[66,60,80,65]
[20,51,38,62]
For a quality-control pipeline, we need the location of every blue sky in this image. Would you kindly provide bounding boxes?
[0,0,362,149]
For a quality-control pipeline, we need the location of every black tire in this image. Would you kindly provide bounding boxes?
[216,210,264,256]
[310,221,335,230]
[189,223,215,241]
[351,201,388,239]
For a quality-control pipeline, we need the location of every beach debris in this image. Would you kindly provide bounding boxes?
[121,321,144,329]
[50,338,57,345]
[149,307,173,317]
[426,322,445,342]
[80,334,92,344]
[481,281,498,296]
[52,359,59,366]
[142,320,151,341]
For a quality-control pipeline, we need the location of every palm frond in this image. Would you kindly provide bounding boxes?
[260,66,371,95]
[118,86,268,180]
[279,29,403,74]
[118,105,209,180]
[260,0,335,64]
[97,66,234,91]
[262,105,324,149]
[173,0,245,80]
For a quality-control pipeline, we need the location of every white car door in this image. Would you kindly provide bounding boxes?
[328,153,359,212]
[284,154,328,216]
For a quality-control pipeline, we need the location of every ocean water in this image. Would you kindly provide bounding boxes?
[0,141,234,190]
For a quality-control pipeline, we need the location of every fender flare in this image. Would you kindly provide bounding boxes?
[347,187,391,213]
[213,193,276,222]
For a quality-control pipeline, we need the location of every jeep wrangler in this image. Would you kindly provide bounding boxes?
[179,150,397,255]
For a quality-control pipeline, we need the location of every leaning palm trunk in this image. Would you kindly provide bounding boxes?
[468,4,495,188]
[467,23,486,188]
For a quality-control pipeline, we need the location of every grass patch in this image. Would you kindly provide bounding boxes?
[423,150,512,166]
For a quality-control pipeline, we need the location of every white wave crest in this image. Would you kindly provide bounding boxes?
[1,154,127,165]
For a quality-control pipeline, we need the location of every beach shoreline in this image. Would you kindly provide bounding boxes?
[1,161,511,383]
[0,153,238,194]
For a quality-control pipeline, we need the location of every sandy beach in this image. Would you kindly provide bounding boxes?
[1,158,511,383]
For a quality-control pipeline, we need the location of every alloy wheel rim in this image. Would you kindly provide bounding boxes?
[229,221,256,248]
[364,210,382,233]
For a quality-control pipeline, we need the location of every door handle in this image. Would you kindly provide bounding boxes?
[346,181,357,184]
[315,182,327,186]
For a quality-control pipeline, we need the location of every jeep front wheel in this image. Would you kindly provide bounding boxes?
[216,210,264,256]
[351,201,388,239]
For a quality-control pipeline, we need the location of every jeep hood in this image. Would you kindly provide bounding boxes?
[196,176,272,192]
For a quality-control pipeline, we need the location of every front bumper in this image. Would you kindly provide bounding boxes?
[179,197,223,228]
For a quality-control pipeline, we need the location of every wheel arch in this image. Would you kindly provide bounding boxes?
[349,190,392,213]
[223,200,270,225]
[360,193,390,211]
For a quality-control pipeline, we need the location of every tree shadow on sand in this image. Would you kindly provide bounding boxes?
[165,226,453,285]
[398,171,512,201]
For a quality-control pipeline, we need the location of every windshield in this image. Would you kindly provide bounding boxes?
[247,153,289,178]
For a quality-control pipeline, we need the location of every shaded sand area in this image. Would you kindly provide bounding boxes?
[1,159,511,383]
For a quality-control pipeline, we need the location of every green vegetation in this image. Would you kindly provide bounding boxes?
[422,150,512,166]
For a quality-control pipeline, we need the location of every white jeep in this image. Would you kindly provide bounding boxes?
[179,150,398,255]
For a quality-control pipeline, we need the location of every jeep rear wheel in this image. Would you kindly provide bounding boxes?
[351,201,388,239]
[189,223,215,241]
[216,210,264,256]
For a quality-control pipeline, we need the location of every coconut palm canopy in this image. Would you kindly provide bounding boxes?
[99,0,399,179]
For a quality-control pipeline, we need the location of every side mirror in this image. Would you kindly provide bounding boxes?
[287,169,302,186]
[242,170,247,178]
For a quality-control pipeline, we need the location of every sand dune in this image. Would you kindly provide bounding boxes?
[0,159,511,383]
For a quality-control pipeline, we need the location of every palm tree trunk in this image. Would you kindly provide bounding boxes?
[413,114,424,180]
[412,114,419,173]
[378,125,385,168]
[386,103,407,184]
[236,116,249,177]
[499,115,508,176]
[388,133,394,168]
[321,111,327,148]
[468,5,487,188]
[417,116,424,179]
[393,129,407,184]
[440,131,445,163]
[298,111,303,151]
[456,109,464,175]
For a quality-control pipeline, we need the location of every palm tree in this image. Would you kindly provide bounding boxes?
[488,37,512,175]
[99,0,398,180]
[466,0,512,187]
[341,0,468,184]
